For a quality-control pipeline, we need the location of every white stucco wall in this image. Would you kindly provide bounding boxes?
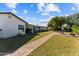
[0,14,26,38]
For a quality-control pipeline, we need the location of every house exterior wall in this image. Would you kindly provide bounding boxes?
[33,26,48,32]
[0,14,26,38]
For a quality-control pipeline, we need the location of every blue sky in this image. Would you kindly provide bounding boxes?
[0,3,79,26]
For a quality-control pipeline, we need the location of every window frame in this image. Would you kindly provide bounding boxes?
[18,25,24,31]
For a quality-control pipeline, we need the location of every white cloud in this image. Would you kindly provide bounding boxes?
[30,16,54,26]
[64,14,69,17]
[27,17,36,21]
[46,4,60,13]
[71,3,79,11]
[74,3,79,10]
[32,18,36,20]
[39,16,54,26]
[41,12,48,16]
[5,3,17,9]
[37,3,61,16]
[26,17,30,20]
[37,3,45,12]
[71,7,76,11]
[40,19,47,22]
[24,9,28,14]
[59,14,69,17]
[48,16,54,21]
[40,16,54,22]
[5,3,18,14]
[11,9,17,13]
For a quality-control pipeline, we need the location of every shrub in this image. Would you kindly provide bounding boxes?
[71,25,79,34]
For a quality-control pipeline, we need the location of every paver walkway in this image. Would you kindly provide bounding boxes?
[7,32,58,56]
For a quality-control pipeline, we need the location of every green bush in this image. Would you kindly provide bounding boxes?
[71,25,79,34]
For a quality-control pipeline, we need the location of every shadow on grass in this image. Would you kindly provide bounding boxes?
[0,33,39,55]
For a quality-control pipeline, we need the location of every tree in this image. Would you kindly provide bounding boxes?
[68,13,79,25]
[71,25,79,34]
[48,13,79,33]
[48,16,66,31]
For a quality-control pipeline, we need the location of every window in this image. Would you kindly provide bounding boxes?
[18,25,24,31]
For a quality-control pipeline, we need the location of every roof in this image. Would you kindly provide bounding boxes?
[0,12,28,24]
[35,25,48,27]
[29,24,47,27]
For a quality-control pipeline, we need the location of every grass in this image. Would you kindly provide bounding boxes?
[0,31,52,55]
[28,35,79,56]
[27,31,53,43]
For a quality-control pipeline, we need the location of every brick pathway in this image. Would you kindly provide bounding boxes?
[7,32,57,56]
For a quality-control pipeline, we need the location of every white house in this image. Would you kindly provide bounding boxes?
[0,12,28,38]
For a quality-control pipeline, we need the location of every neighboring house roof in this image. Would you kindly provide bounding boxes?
[0,12,28,24]
[35,25,48,27]
[28,24,48,28]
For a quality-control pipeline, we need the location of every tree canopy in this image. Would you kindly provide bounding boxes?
[48,13,79,33]
[48,16,66,31]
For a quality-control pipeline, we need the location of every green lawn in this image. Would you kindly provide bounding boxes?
[0,31,52,54]
[28,35,79,56]
[27,31,53,43]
